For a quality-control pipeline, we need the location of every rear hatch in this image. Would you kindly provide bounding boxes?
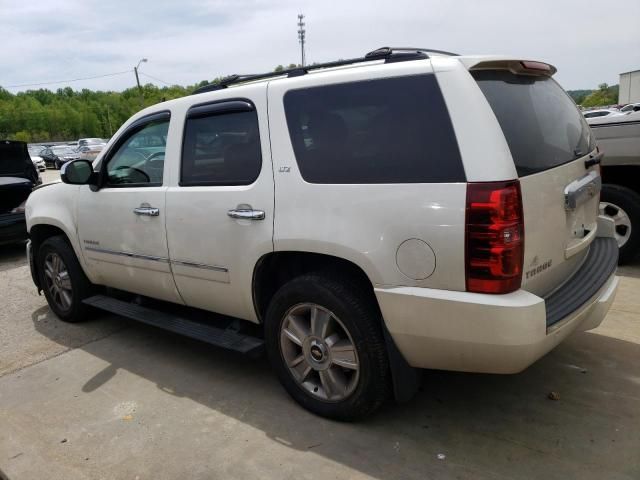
[0,177,33,214]
[472,67,600,297]
[0,140,39,184]
[0,140,36,214]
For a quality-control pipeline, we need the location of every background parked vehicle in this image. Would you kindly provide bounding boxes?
[27,145,47,172]
[1,140,39,245]
[583,108,623,119]
[77,138,105,148]
[39,145,81,169]
[620,103,640,113]
[589,110,640,263]
[78,143,105,161]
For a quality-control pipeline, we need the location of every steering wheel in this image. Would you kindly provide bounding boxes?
[114,165,150,183]
[146,151,165,161]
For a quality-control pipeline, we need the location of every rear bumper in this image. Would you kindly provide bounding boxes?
[375,237,619,374]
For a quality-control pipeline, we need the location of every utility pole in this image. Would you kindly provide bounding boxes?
[297,14,306,67]
[134,58,147,108]
[106,105,113,137]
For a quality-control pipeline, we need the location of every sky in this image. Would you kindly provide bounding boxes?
[2,0,639,93]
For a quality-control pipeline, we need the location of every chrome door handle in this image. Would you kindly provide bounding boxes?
[133,206,160,216]
[227,209,265,220]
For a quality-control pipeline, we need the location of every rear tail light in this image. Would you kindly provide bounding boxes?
[465,181,524,294]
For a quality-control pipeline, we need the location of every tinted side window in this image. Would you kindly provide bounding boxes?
[105,118,169,186]
[283,74,464,184]
[181,110,262,186]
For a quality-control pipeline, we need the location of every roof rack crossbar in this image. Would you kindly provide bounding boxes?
[192,46,458,95]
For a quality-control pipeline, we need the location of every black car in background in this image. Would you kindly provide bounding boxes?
[1,140,40,245]
[39,145,81,169]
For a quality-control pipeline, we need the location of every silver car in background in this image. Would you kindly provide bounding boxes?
[78,144,105,161]
[588,110,640,263]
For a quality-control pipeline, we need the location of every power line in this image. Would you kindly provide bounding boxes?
[139,71,173,86]
[3,70,132,88]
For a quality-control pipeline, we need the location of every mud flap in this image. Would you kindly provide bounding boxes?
[382,324,422,403]
[26,240,42,295]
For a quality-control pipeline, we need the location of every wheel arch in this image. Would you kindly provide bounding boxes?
[252,250,421,403]
[252,251,376,324]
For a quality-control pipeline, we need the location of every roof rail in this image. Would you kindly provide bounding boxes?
[192,46,457,95]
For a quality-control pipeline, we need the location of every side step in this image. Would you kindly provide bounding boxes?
[83,294,264,356]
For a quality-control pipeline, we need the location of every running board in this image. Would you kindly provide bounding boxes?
[83,294,264,356]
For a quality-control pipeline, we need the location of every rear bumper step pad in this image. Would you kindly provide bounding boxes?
[83,294,264,356]
[544,237,618,327]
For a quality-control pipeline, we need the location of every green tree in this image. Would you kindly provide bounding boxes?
[581,83,619,108]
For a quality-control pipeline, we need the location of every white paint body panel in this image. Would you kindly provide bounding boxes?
[76,185,182,303]
[267,61,467,291]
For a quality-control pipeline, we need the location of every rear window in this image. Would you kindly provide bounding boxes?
[283,74,464,184]
[473,70,594,177]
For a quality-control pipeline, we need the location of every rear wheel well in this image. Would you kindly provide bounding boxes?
[601,165,640,194]
[252,252,377,323]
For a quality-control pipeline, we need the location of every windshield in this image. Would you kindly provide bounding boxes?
[473,70,595,176]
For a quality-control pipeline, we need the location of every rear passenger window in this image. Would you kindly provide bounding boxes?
[283,74,464,184]
[181,107,262,186]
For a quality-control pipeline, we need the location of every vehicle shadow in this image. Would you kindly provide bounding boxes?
[618,255,640,278]
[0,243,27,273]
[29,305,640,479]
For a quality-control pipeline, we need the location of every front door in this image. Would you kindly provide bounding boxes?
[165,86,274,322]
[77,112,183,304]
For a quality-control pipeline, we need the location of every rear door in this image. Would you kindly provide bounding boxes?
[165,85,274,322]
[473,69,600,296]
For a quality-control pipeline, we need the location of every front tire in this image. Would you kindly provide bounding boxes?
[600,184,640,264]
[37,235,94,322]
[265,273,391,421]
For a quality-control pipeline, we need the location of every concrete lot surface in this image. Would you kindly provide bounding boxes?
[1,183,639,478]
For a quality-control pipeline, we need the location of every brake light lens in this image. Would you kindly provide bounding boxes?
[465,181,524,294]
[520,61,552,72]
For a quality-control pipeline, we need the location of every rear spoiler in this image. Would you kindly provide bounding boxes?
[459,58,557,77]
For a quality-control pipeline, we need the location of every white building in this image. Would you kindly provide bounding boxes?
[619,69,640,104]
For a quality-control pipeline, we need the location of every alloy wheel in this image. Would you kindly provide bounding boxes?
[279,303,360,402]
[600,201,632,248]
[43,252,73,311]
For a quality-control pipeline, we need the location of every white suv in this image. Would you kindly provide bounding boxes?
[25,48,619,420]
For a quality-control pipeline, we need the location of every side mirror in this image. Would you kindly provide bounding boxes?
[60,159,96,185]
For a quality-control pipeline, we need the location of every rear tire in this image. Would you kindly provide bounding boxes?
[600,184,640,264]
[264,273,391,421]
[37,235,95,322]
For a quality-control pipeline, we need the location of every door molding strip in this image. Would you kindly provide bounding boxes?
[85,246,170,263]
[170,260,229,273]
[84,247,228,272]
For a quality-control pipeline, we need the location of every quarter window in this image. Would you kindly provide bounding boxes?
[105,118,169,186]
[181,108,262,186]
[283,74,464,184]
